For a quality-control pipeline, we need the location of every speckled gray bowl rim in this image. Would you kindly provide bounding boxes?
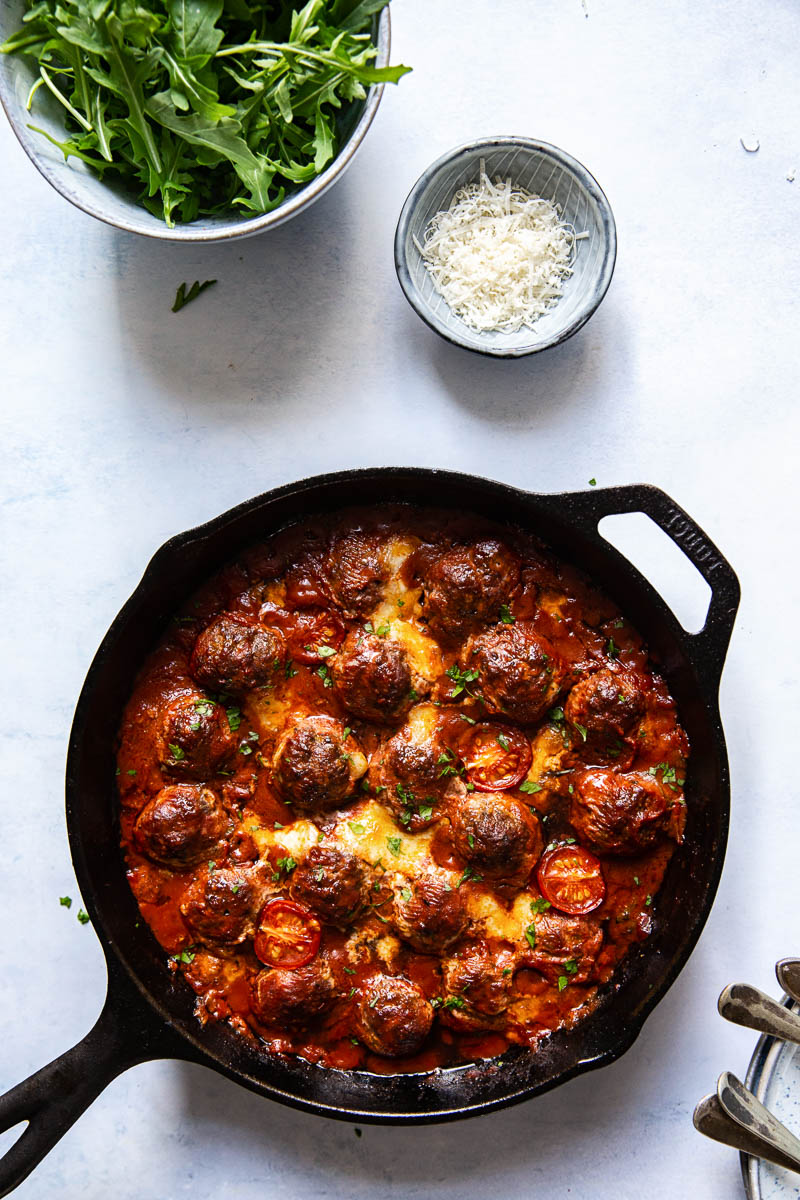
[742,994,800,1198]
[0,9,389,243]
[393,135,617,358]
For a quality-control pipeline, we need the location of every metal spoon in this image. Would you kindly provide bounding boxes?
[694,1089,800,1174]
[776,959,800,1006]
[718,982,800,1045]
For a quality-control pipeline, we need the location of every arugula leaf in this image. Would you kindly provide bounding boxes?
[3,0,410,226]
[172,278,217,311]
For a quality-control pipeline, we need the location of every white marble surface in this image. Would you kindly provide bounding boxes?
[1,0,799,1196]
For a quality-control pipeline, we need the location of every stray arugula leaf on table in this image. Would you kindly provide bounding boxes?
[172,278,217,311]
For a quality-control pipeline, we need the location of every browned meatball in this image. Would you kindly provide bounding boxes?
[326,530,387,617]
[422,540,521,642]
[273,716,364,813]
[133,784,231,868]
[357,975,434,1057]
[190,613,283,694]
[157,694,236,779]
[180,864,265,948]
[370,719,453,831]
[524,909,603,984]
[465,622,568,724]
[570,768,683,856]
[390,873,466,953]
[331,628,412,724]
[564,669,646,754]
[251,960,337,1029]
[450,792,543,882]
[440,943,514,1029]
[291,845,369,925]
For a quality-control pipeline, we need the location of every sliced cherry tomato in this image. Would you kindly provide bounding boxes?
[537,845,606,915]
[459,722,532,791]
[254,898,321,969]
[289,609,347,665]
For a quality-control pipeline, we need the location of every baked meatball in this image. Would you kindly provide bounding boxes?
[357,975,434,1057]
[291,845,369,925]
[450,792,543,882]
[180,864,265,948]
[370,714,453,831]
[331,628,412,724]
[326,530,387,617]
[251,960,337,1029]
[465,622,568,724]
[390,873,466,954]
[133,784,230,868]
[570,768,683,856]
[564,669,646,752]
[422,540,521,642]
[190,613,283,694]
[525,909,603,984]
[273,715,365,813]
[157,694,236,778]
[440,943,513,1028]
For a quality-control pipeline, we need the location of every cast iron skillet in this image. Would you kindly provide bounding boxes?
[0,468,740,1195]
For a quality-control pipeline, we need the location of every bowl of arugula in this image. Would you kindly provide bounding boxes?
[0,0,409,241]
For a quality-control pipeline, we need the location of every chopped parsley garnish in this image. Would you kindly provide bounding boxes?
[316,644,336,658]
[343,727,352,740]
[284,660,298,679]
[400,888,413,902]
[445,663,480,699]
[589,477,597,487]
[456,866,483,888]
[226,707,242,732]
[417,804,434,822]
[557,975,568,992]
[386,836,402,856]
[499,604,515,624]
[127,768,137,777]
[273,856,297,879]
[343,967,355,975]
[172,947,196,964]
[59,895,72,908]
[317,664,333,688]
[645,894,653,907]
[376,622,391,638]
[530,898,551,914]
[408,687,419,702]
[633,875,640,886]
[497,733,510,751]
[459,713,476,725]
[564,958,579,975]
[607,637,619,659]
[349,822,366,835]
[77,909,90,925]
[574,722,588,742]
[524,923,537,950]
[520,780,542,794]
[467,833,475,849]
[648,762,685,790]
[168,743,185,760]
[548,706,565,724]
[442,996,466,1010]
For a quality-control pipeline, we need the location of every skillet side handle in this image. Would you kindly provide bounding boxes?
[565,484,740,695]
[0,960,189,1198]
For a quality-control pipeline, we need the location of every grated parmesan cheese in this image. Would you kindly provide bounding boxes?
[415,161,585,334]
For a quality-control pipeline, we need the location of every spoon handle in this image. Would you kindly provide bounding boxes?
[717,1071,800,1172]
[718,982,800,1045]
[694,1093,800,1175]
[776,959,800,1007]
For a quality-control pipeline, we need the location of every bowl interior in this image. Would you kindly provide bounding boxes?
[0,0,387,242]
[396,139,616,357]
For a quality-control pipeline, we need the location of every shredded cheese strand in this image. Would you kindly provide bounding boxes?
[418,161,584,334]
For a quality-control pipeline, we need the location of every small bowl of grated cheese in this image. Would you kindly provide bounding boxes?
[394,136,616,357]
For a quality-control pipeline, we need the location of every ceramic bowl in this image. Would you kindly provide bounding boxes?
[0,5,390,243]
[394,136,617,357]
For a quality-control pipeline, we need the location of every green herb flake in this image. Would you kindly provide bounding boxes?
[557,975,568,992]
[645,894,653,907]
[226,707,242,732]
[499,604,515,624]
[497,732,510,750]
[59,895,72,909]
[317,664,333,688]
[386,836,402,856]
[530,898,551,914]
[349,822,366,835]
[589,478,597,487]
[520,780,542,794]
[317,644,336,658]
[574,722,588,742]
[525,923,537,950]
[607,637,619,659]
[400,888,413,902]
[172,279,216,313]
[77,908,90,925]
[445,663,480,698]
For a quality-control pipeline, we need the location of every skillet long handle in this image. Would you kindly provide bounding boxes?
[0,961,190,1197]
[561,483,740,694]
